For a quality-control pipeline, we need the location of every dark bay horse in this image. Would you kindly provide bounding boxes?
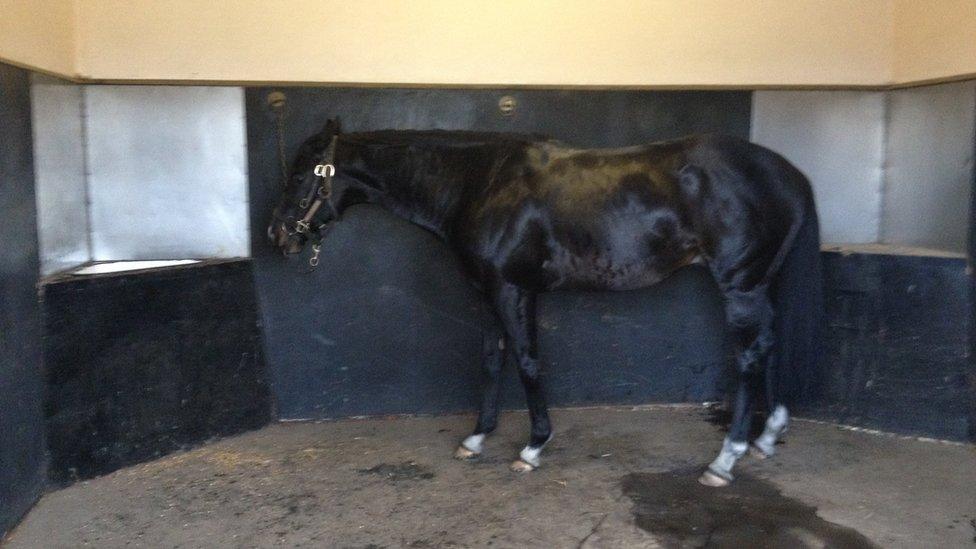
[269,120,823,487]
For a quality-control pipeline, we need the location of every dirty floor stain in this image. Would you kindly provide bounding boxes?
[622,469,877,548]
[357,461,435,481]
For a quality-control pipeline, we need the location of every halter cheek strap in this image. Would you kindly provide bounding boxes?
[299,135,339,267]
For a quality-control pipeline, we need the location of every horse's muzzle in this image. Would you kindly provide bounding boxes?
[269,222,305,255]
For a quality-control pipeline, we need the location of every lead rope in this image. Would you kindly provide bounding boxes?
[269,92,320,270]
[267,91,289,185]
[268,92,336,271]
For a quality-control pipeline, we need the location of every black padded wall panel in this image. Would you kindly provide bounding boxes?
[40,260,274,483]
[0,62,46,537]
[246,87,751,419]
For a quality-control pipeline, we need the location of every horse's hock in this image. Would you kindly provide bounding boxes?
[3,4,976,547]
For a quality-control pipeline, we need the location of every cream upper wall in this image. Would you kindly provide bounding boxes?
[893,0,976,84]
[2,1,973,86]
[72,0,893,86]
[0,0,75,75]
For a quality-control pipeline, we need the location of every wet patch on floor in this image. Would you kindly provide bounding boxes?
[357,461,435,481]
[621,469,877,548]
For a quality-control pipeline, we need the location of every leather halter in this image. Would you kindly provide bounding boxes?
[284,134,339,267]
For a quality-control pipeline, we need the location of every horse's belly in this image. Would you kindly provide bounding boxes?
[544,252,695,291]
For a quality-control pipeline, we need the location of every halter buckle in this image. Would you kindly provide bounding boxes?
[295,219,311,234]
[309,243,322,267]
[314,163,336,177]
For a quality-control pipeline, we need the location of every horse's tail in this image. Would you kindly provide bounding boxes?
[769,195,824,408]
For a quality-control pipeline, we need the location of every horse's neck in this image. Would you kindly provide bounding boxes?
[359,144,468,241]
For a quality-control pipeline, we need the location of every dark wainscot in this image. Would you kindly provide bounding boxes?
[812,250,973,442]
[246,86,750,419]
[244,85,973,443]
[40,260,273,484]
[0,62,47,537]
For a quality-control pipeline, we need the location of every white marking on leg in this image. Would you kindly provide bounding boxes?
[511,433,553,471]
[754,405,788,457]
[708,436,747,480]
[454,433,486,460]
[519,445,542,467]
[461,433,485,454]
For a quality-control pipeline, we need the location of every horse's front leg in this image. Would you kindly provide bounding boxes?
[491,283,552,472]
[454,319,506,460]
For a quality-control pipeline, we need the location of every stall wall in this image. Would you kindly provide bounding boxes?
[894,0,976,84]
[40,260,273,483]
[0,62,46,537]
[0,0,75,76]
[241,85,972,441]
[29,83,252,266]
[30,74,89,275]
[751,91,886,244]
[5,0,976,87]
[247,87,750,419]
[84,86,249,260]
[752,83,976,253]
[72,0,892,86]
[818,251,970,441]
[882,81,976,251]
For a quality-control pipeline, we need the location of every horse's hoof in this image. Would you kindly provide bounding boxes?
[749,444,772,460]
[698,469,731,488]
[510,459,536,473]
[454,445,479,460]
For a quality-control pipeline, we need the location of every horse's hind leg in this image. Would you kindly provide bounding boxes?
[751,366,789,459]
[700,287,774,487]
[491,283,552,472]
[455,320,506,460]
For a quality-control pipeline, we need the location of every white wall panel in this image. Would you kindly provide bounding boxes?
[30,74,90,275]
[751,91,886,245]
[882,81,975,252]
[85,86,248,260]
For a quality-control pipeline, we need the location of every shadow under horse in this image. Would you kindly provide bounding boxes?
[268,120,823,487]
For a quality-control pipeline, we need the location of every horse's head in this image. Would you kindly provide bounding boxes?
[268,118,343,257]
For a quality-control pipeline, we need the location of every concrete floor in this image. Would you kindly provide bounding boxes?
[6,406,975,548]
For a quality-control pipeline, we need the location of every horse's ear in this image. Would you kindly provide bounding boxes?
[323,117,342,137]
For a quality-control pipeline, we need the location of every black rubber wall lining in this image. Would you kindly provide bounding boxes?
[970,98,976,442]
[246,88,751,420]
[40,260,273,484]
[812,252,972,441]
[245,86,974,442]
[0,63,47,537]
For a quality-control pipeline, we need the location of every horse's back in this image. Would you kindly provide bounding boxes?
[459,133,813,292]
